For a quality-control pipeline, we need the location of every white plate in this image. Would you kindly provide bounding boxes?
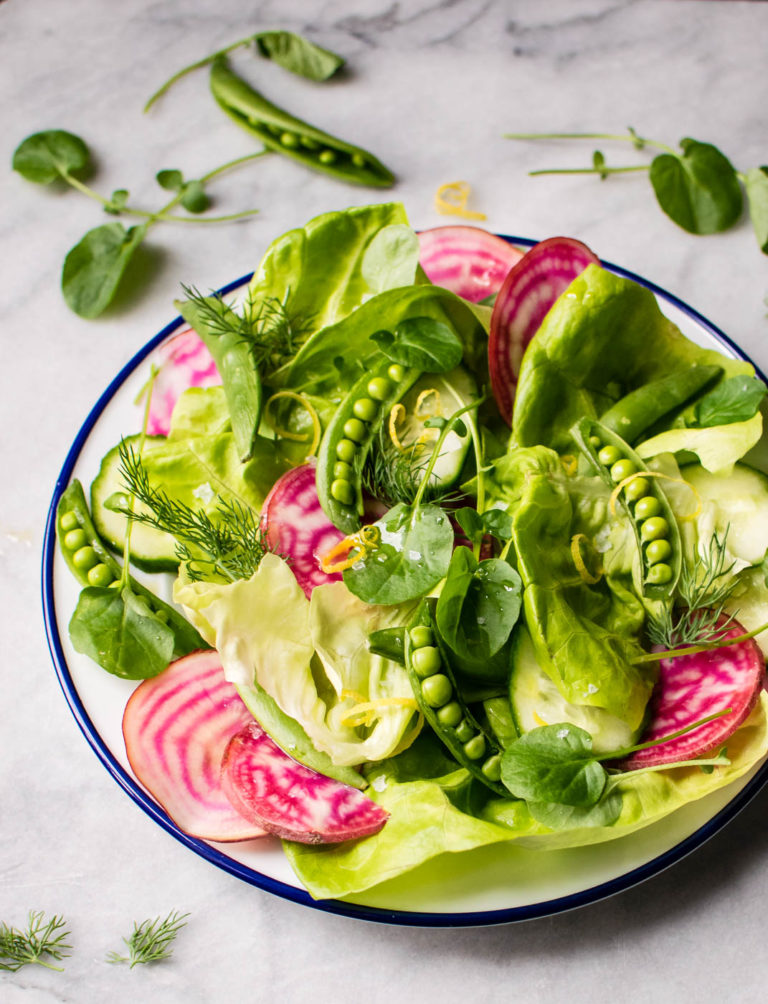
[42,242,768,927]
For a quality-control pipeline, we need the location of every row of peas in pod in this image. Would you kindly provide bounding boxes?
[316,359,419,534]
[404,601,506,795]
[572,418,682,599]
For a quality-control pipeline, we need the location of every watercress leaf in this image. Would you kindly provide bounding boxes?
[499,724,607,807]
[455,506,485,542]
[62,222,148,318]
[528,788,622,829]
[744,166,768,254]
[180,179,210,213]
[378,317,464,373]
[12,129,90,184]
[343,502,454,605]
[436,549,522,661]
[694,374,767,427]
[254,31,345,81]
[68,585,175,679]
[156,168,184,191]
[105,188,130,215]
[649,138,743,235]
[481,508,513,542]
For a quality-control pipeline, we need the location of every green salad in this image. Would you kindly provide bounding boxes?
[56,203,768,902]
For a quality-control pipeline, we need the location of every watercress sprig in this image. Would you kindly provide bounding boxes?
[12,130,264,318]
[505,127,768,257]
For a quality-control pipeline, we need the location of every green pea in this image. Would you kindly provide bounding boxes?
[387,363,406,383]
[367,376,392,401]
[87,563,113,587]
[481,754,502,782]
[455,720,474,743]
[624,476,650,503]
[463,734,487,761]
[300,136,319,150]
[640,516,669,542]
[588,435,602,450]
[634,495,662,520]
[610,458,637,483]
[60,510,79,533]
[335,438,356,463]
[421,673,452,708]
[330,479,355,506]
[63,528,87,551]
[333,460,353,479]
[436,701,462,728]
[409,625,433,649]
[645,538,672,565]
[351,152,367,167]
[646,562,673,585]
[412,645,441,678]
[318,149,337,164]
[597,445,622,467]
[280,131,299,148]
[342,417,367,443]
[352,398,378,422]
[72,546,98,571]
[154,608,169,623]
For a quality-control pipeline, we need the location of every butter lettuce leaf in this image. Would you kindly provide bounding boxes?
[635,412,763,474]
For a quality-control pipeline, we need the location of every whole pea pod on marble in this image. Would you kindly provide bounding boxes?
[570,417,682,599]
[316,358,419,534]
[404,600,507,795]
[56,479,209,658]
[209,58,395,188]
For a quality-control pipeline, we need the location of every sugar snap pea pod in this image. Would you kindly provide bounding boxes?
[178,293,262,463]
[56,480,209,657]
[209,58,395,188]
[599,364,722,445]
[316,359,420,534]
[570,418,681,600]
[404,599,506,795]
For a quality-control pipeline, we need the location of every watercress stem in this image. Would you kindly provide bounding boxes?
[633,620,768,664]
[607,707,732,760]
[411,398,482,512]
[144,35,256,112]
[504,131,678,156]
[528,165,650,177]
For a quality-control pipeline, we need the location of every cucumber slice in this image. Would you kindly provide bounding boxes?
[726,567,768,660]
[397,367,477,487]
[509,626,642,754]
[682,462,768,566]
[91,435,179,573]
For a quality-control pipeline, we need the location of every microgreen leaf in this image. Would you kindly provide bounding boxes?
[527,788,623,830]
[342,502,454,604]
[12,129,91,184]
[68,583,175,679]
[179,179,210,213]
[500,724,608,807]
[105,188,130,215]
[254,30,345,81]
[156,168,184,191]
[744,166,768,254]
[694,374,767,427]
[371,317,464,373]
[61,221,148,318]
[649,138,743,235]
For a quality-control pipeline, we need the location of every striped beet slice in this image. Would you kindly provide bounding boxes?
[123,651,266,842]
[146,328,220,436]
[260,462,344,596]
[221,721,389,844]
[623,618,765,769]
[417,225,524,303]
[488,236,599,425]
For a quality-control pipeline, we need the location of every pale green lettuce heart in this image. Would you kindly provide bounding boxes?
[635,413,763,474]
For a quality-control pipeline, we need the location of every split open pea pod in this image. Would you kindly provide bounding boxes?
[316,358,420,534]
[570,417,682,600]
[210,58,395,188]
[404,599,506,795]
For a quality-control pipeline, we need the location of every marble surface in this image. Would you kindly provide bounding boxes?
[2,0,768,1000]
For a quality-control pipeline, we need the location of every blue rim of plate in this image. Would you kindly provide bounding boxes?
[41,237,768,928]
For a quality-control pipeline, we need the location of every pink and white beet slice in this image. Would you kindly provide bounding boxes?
[123,650,266,842]
[417,225,524,303]
[146,328,221,436]
[221,721,389,844]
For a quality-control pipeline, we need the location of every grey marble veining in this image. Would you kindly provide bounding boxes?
[2,1,768,1001]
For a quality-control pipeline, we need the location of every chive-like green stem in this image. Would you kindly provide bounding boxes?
[633,620,768,664]
[528,165,650,177]
[411,398,484,512]
[504,130,677,156]
[605,707,733,761]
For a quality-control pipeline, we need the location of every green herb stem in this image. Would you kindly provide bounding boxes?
[144,35,257,112]
[528,165,650,177]
[504,130,677,156]
[411,398,483,512]
[633,620,768,664]
[606,707,732,760]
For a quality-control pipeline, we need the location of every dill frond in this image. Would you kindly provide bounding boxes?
[106,910,189,968]
[0,911,71,972]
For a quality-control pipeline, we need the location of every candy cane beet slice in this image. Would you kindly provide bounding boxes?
[123,651,267,841]
[146,328,220,436]
[417,225,524,303]
[623,618,766,769]
[260,462,345,597]
[488,236,599,425]
[221,721,389,844]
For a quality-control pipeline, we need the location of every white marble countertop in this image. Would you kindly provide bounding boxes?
[3,0,768,1000]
